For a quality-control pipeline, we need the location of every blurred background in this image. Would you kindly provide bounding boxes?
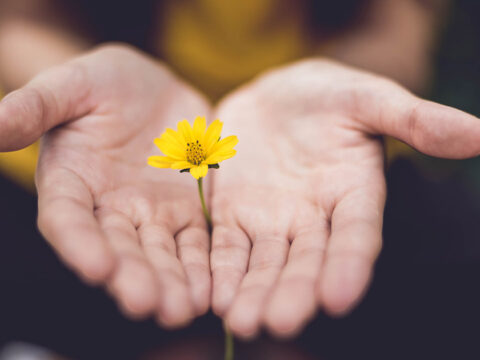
[1,0,480,359]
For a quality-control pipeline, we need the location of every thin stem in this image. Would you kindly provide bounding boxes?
[224,321,234,360]
[197,178,212,230]
[197,178,234,360]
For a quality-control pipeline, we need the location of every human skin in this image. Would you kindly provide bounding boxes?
[3,48,477,337]
[0,0,464,336]
[0,45,213,327]
[0,0,90,91]
[210,59,480,338]
[320,0,449,93]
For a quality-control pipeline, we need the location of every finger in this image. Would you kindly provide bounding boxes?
[0,62,91,151]
[138,223,195,328]
[36,167,114,284]
[176,225,211,316]
[225,234,289,338]
[358,80,480,159]
[211,225,251,316]
[96,208,158,318]
[318,183,385,316]
[264,224,328,337]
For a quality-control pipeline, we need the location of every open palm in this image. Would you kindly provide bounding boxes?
[1,45,212,326]
[210,59,480,337]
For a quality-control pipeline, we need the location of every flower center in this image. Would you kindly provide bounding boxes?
[186,140,205,165]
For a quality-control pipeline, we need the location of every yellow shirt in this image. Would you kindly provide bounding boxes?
[158,0,310,101]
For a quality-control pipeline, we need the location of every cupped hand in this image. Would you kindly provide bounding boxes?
[210,59,480,338]
[0,44,212,327]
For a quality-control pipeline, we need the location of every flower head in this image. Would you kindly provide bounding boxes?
[148,116,238,179]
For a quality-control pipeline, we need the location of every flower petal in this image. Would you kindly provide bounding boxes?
[204,150,236,164]
[154,138,186,160]
[189,164,208,179]
[171,160,194,169]
[177,119,195,144]
[193,116,206,143]
[148,155,176,168]
[207,135,238,156]
[161,128,185,147]
[204,119,223,153]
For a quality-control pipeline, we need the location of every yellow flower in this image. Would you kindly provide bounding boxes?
[148,116,238,179]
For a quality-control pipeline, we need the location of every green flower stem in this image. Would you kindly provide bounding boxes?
[224,322,234,360]
[196,177,234,360]
[197,178,212,230]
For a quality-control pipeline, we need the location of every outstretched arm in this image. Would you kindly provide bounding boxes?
[0,0,91,92]
[0,44,213,327]
[321,0,449,93]
[210,59,480,338]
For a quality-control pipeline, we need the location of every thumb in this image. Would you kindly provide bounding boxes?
[358,80,480,159]
[0,62,92,151]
